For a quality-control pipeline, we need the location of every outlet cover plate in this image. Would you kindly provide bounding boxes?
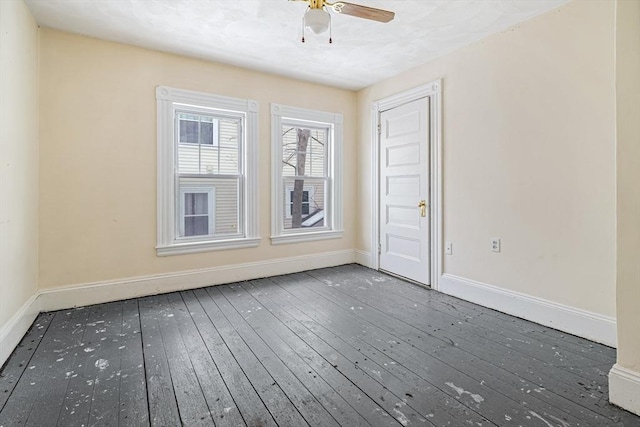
[445,242,453,255]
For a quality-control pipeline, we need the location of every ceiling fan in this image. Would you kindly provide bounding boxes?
[290,0,395,43]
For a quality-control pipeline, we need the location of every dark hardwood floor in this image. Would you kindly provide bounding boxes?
[1,264,638,426]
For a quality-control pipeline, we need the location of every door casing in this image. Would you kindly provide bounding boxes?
[371,80,443,290]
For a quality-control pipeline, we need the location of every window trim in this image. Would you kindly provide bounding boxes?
[156,86,260,256]
[270,103,343,245]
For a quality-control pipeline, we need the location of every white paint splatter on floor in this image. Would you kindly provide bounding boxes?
[445,382,485,403]
[528,411,555,427]
[95,359,109,370]
[84,347,95,353]
[547,413,570,427]
[393,408,409,426]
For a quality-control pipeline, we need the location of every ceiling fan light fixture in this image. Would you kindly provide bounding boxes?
[304,8,330,34]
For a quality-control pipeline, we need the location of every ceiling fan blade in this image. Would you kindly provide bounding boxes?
[329,2,395,23]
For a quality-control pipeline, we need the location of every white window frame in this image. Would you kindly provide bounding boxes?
[156,86,260,256]
[270,103,343,245]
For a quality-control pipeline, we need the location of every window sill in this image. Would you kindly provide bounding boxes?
[156,237,261,256]
[270,230,343,245]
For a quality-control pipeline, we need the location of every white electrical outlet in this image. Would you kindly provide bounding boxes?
[491,238,501,253]
[445,242,453,255]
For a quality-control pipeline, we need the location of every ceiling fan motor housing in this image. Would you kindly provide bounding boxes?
[305,8,331,34]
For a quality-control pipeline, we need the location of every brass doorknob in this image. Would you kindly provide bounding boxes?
[418,200,427,217]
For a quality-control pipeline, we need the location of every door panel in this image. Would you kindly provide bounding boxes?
[379,97,430,284]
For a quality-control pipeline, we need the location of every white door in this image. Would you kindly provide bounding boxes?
[379,97,430,284]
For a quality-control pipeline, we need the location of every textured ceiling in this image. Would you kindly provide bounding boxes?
[25,0,568,90]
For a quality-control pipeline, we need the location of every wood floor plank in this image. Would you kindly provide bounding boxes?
[56,302,123,427]
[221,282,375,427]
[165,292,245,427]
[138,296,181,427]
[149,294,215,426]
[0,313,53,412]
[87,301,130,427]
[181,290,277,427]
[194,287,309,427]
[117,299,149,426]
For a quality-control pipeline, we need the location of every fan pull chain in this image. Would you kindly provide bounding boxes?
[329,11,332,43]
[301,15,306,43]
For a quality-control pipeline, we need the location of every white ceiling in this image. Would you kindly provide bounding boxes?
[25,0,568,90]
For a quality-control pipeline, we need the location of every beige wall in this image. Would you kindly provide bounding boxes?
[615,0,640,372]
[357,0,617,316]
[38,29,357,289]
[0,1,39,329]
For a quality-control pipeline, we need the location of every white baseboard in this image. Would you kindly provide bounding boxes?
[0,250,355,367]
[609,364,640,415]
[37,249,355,312]
[0,294,40,367]
[355,250,374,269]
[439,273,617,347]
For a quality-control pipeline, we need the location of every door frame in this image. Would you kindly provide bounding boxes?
[371,80,443,290]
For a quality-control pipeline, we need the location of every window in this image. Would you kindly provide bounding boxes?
[156,86,259,255]
[178,113,218,146]
[270,103,343,244]
[179,187,214,237]
[285,186,314,218]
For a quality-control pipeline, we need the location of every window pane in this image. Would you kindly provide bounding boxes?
[178,178,240,237]
[219,119,240,174]
[306,128,326,176]
[178,114,239,175]
[200,145,218,174]
[185,192,208,215]
[213,178,240,235]
[282,126,299,176]
[289,190,310,215]
[184,216,208,236]
[281,125,327,177]
[218,146,239,174]
[201,121,214,145]
[283,178,325,230]
[180,119,199,144]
